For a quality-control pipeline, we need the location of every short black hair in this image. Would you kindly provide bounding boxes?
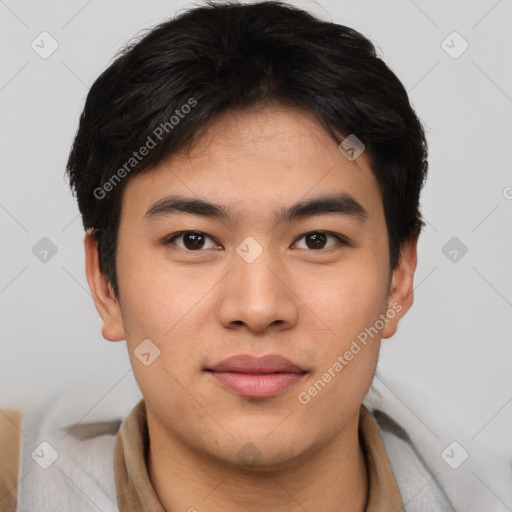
[66,0,428,300]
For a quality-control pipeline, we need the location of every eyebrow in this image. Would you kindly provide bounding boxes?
[144,193,369,225]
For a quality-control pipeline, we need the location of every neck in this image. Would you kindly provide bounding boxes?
[147,411,368,512]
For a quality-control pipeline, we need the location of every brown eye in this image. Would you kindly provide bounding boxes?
[293,231,346,251]
[165,231,218,251]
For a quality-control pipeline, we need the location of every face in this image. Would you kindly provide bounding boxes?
[85,103,417,470]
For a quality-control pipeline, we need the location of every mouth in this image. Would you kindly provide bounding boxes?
[204,354,308,398]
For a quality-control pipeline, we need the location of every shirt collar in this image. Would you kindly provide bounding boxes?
[113,399,404,511]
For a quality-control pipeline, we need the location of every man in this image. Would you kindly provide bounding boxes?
[0,1,469,510]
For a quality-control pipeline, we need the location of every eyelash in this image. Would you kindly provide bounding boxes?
[163,230,348,252]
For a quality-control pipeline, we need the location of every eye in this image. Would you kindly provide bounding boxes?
[163,230,347,252]
[164,231,219,251]
[293,231,346,251]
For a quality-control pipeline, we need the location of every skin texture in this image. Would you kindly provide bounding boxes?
[85,103,417,511]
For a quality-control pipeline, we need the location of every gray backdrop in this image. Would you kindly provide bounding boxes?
[1,0,511,506]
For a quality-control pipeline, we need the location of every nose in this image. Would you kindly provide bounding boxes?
[216,243,299,334]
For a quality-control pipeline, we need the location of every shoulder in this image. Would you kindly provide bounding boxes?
[364,373,512,511]
[4,382,141,512]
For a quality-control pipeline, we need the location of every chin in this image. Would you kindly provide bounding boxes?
[204,432,309,474]
[225,447,306,475]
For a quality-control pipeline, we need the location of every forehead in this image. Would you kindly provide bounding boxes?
[120,104,382,226]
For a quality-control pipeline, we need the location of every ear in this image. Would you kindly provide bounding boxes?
[381,235,418,339]
[84,229,126,342]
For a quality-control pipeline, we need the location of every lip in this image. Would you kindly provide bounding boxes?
[208,354,305,374]
[205,354,307,398]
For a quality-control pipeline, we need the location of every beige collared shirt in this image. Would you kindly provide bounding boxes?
[1,400,404,511]
[113,400,405,511]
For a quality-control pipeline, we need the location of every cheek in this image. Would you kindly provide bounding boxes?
[117,244,188,337]
[298,268,386,406]
[305,262,389,343]
[117,249,213,376]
